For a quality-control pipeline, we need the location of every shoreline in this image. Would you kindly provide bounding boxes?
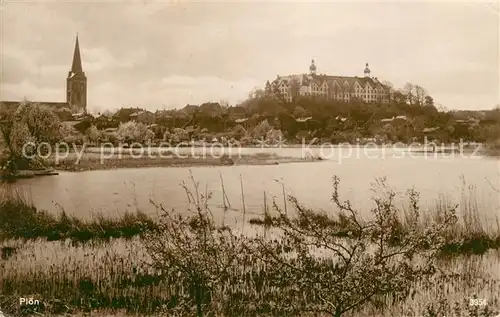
[59,143,497,157]
[51,154,321,172]
[65,142,487,149]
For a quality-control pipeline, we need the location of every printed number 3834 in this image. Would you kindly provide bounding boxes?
[469,298,487,306]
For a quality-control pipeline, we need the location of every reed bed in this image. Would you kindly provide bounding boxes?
[403,180,500,255]
[357,251,500,316]
[250,178,500,256]
[1,238,499,316]
[0,188,157,242]
[0,237,290,316]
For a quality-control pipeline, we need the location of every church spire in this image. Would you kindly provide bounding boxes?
[71,34,83,73]
[67,34,87,114]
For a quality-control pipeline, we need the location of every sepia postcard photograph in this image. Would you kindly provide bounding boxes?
[0,1,499,316]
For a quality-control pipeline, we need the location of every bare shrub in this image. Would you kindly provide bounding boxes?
[246,175,458,317]
[141,171,251,316]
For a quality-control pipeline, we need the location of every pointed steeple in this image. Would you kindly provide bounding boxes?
[71,34,83,73]
[67,34,87,114]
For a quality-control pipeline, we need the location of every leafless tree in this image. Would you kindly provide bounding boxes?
[247,176,457,317]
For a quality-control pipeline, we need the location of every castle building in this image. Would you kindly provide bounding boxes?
[265,60,390,104]
[1,35,88,114]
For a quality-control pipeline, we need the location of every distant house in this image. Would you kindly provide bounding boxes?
[199,102,224,118]
[234,118,251,129]
[114,107,141,122]
[173,110,189,120]
[154,110,173,126]
[155,110,173,119]
[148,123,164,137]
[94,113,116,129]
[453,117,479,127]
[155,110,167,117]
[129,110,155,124]
[227,106,247,121]
[182,104,199,116]
[96,114,112,122]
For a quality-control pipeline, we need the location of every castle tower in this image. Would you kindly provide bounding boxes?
[364,62,371,78]
[309,59,317,75]
[265,80,271,94]
[66,35,87,113]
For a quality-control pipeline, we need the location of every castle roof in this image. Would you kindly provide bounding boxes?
[271,74,388,90]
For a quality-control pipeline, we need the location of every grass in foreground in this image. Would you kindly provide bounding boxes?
[1,238,499,317]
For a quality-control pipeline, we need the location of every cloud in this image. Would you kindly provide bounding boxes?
[137,75,261,109]
[433,92,498,111]
[1,81,65,102]
[1,1,498,110]
[83,47,147,72]
[87,75,260,111]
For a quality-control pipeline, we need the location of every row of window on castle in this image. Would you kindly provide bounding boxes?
[309,87,383,93]
[280,88,385,98]
[275,87,383,92]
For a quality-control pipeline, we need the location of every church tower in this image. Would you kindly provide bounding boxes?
[66,35,87,113]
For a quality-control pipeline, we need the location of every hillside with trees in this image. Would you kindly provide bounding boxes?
[1,81,499,153]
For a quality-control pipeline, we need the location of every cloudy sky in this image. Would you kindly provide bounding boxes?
[1,1,498,112]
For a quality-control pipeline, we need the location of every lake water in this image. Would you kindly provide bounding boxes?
[10,147,500,226]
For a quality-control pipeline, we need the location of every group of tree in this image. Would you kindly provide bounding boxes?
[0,102,62,173]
